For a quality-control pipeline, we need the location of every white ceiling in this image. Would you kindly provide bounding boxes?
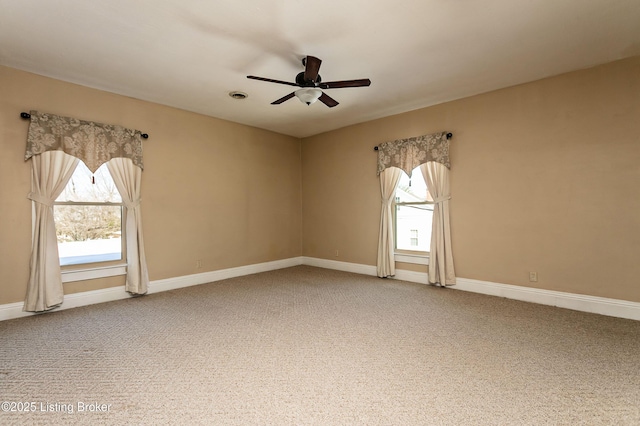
[2,0,640,138]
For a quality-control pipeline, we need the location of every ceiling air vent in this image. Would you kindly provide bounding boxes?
[229,91,248,100]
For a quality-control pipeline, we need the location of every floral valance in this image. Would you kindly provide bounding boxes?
[24,110,144,173]
[376,131,450,176]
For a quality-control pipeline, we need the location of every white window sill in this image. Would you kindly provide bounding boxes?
[62,263,127,283]
[394,253,429,265]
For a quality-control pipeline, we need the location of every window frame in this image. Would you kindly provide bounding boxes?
[52,163,128,282]
[393,168,433,265]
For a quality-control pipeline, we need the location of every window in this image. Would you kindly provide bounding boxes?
[410,229,419,247]
[54,161,124,267]
[394,166,433,256]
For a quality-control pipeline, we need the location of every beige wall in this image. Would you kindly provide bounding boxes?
[2,56,639,307]
[302,56,640,303]
[0,65,302,305]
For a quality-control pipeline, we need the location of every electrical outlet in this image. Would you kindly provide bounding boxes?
[529,271,538,282]
[335,250,339,257]
[196,259,202,269]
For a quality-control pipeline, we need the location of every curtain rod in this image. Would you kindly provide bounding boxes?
[20,112,149,139]
[373,132,452,151]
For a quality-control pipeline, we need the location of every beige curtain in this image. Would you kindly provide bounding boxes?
[24,111,148,309]
[107,158,149,295]
[24,151,79,312]
[420,162,456,286]
[376,167,402,277]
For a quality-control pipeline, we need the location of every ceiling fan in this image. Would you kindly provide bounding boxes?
[247,55,371,108]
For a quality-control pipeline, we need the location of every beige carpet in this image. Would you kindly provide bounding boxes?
[1,266,639,425]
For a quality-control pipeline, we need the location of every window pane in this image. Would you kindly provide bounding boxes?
[395,165,433,252]
[56,162,121,203]
[55,205,122,266]
[396,167,428,202]
[396,166,428,203]
[396,204,433,251]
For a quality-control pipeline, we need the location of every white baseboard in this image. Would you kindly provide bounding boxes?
[0,285,133,322]
[301,257,640,321]
[454,277,640,321]
[301,256,427,284]
[2,256,638,322]
[0,257,304,322]
[149,257,304,294]
[302,257,377,276]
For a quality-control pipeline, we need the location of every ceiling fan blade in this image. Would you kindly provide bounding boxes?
[247,75,299,87]
[304,56,322,82]
[318,92,339,108]
[271,92,296,105]
[319,79,371,89]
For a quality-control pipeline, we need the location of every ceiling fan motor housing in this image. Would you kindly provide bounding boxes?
[296,72,321,87]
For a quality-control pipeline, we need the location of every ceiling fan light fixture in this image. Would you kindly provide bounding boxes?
[294,88,322,105]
